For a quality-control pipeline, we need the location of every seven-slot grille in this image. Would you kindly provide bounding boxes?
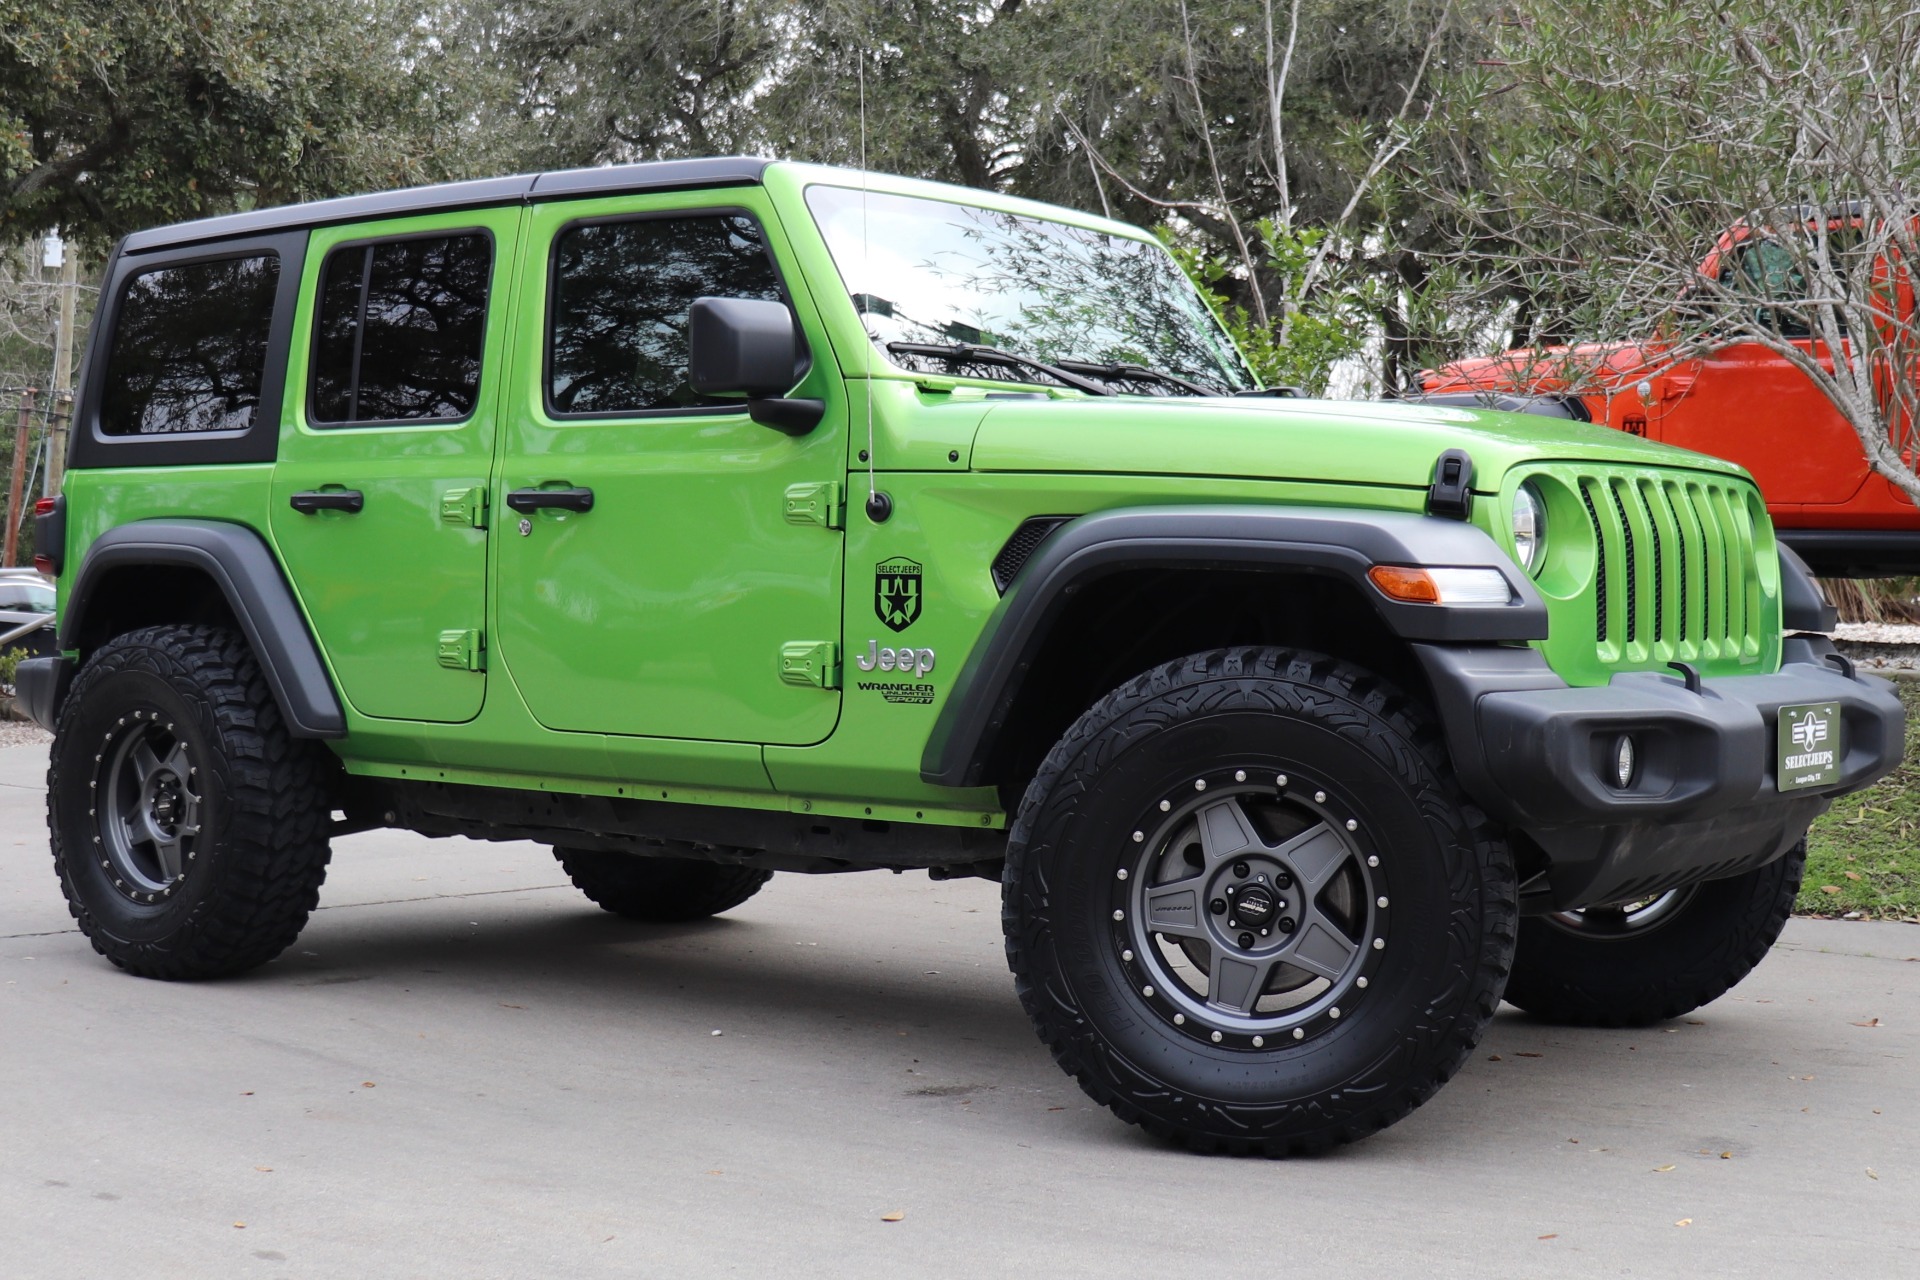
[1557,468,1766,664]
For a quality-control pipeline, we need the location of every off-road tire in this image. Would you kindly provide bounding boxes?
[1004,647,1517,1156]
[1503,843,1805,1027]
[555,846,772,922]
[48,624,333,979]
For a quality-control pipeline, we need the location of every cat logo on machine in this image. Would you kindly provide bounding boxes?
[875,557,923,632]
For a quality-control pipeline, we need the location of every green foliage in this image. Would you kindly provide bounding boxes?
[1802,677,1920,920]
[1408,0,1920,458]
[455,0,1492,384]
[0,644,25,692]
[1166,221,1369,395]
[0,0,1506,406]
[0,0,496,247]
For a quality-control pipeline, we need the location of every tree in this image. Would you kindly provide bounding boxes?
[1418,0,1920,497]
[455,0,1491,393]
[0,0,494,247]
[1022,0,1491,393]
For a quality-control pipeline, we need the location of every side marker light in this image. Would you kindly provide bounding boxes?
[1367,565,1514,606]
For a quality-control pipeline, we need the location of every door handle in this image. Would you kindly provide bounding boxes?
[289,489,365,514]
[506,487,595,514]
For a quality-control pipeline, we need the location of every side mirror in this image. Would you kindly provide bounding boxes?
[688,297,824,436]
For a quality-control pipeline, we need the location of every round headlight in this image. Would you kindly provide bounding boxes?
[1512,482,1547,576]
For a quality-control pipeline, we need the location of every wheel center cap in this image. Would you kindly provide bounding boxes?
[149,775,181,828]
[1233,884,1277,927]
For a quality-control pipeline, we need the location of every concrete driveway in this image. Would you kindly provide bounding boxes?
[1,738,1915,1278]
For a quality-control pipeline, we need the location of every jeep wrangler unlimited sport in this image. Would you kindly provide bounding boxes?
[17,158,1905,1154]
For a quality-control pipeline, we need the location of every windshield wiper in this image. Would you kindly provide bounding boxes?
[886,342,1111,395]
[1052,359,1221,397]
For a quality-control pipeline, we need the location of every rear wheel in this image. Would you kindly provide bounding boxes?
[1503,844,1805,1027]
[48,625,333,979]
[1004,647,1516,1155]
[554,846,771,922]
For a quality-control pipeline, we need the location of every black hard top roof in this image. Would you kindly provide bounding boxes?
[119,156,774,254]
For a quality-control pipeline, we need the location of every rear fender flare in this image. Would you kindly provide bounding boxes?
[59,519,346,739]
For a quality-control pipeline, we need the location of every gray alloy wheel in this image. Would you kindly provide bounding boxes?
[1003,646,1516,1155]
[48,624,333,979]
[1125,778,1380,1046]
[96,714,204,903]
[1543,887,1696,938]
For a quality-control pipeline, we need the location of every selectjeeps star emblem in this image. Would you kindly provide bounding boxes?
[1792,710,1830,752]
[875,557,923,632]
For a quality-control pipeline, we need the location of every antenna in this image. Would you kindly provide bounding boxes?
[858,49,888,522]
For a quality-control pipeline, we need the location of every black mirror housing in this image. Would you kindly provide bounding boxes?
[688,297,825,436]
[689,297,802,397]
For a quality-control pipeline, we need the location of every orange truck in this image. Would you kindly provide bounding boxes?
[1420,216,1920,576]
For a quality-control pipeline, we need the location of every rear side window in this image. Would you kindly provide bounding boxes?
[547,214,787,415]
[98,254,280,436]
[310,233,492,425]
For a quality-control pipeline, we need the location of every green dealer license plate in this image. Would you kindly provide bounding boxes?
[1777,702,1842,792]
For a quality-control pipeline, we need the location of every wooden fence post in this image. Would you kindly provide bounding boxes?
[4,388,36,567]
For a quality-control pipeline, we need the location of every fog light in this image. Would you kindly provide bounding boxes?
[1613,734,1637,788]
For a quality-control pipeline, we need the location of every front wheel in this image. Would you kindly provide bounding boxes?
[1004,648,1516,1155]
[1502,844,1805,1027]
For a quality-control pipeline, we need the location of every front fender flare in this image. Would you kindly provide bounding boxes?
[919,505,1544,788]
[59,519,346,739]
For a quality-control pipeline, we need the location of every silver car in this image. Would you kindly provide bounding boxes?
[0,570,56,658]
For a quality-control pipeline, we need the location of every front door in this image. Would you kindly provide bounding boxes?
[492,191,845,745]
[1650,237,1872,507]
[1651,342,1869,507]
[270,209,520,723]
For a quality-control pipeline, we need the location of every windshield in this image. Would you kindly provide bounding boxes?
[805,185,1257,395]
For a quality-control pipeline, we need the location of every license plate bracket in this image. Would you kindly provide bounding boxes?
[1777,702,1842,792]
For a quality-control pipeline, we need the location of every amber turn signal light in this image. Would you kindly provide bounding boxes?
[1367,565,1442,603]
[1367,565,1514,606]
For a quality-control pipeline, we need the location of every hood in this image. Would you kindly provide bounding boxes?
[967,395,1747,492]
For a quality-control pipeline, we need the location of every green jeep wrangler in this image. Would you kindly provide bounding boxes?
[17,158,1904,1154]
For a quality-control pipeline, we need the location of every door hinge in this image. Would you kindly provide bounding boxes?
[778,640,840,689]
[437,628,485,672]
[441,486,488,529]
[783,481,843,530]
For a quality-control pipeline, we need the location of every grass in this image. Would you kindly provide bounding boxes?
[1800,676,1920,920]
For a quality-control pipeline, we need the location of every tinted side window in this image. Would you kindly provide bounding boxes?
[548,214,786,415]
[99,255,280,436]
[311,234,492,424]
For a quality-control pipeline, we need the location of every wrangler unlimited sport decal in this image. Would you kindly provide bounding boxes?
[855,641,936,705]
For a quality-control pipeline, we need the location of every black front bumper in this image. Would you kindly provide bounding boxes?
[1416,636,1905,910]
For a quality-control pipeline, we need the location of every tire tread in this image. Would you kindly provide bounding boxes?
[48,624,332,979]
[1002,646,1516,1156]
[555,846,772,922]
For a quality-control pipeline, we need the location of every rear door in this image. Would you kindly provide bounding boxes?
[270,209,520,723]
[491,189,846,745]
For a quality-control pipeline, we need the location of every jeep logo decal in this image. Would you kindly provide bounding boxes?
[875,557,923,632]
